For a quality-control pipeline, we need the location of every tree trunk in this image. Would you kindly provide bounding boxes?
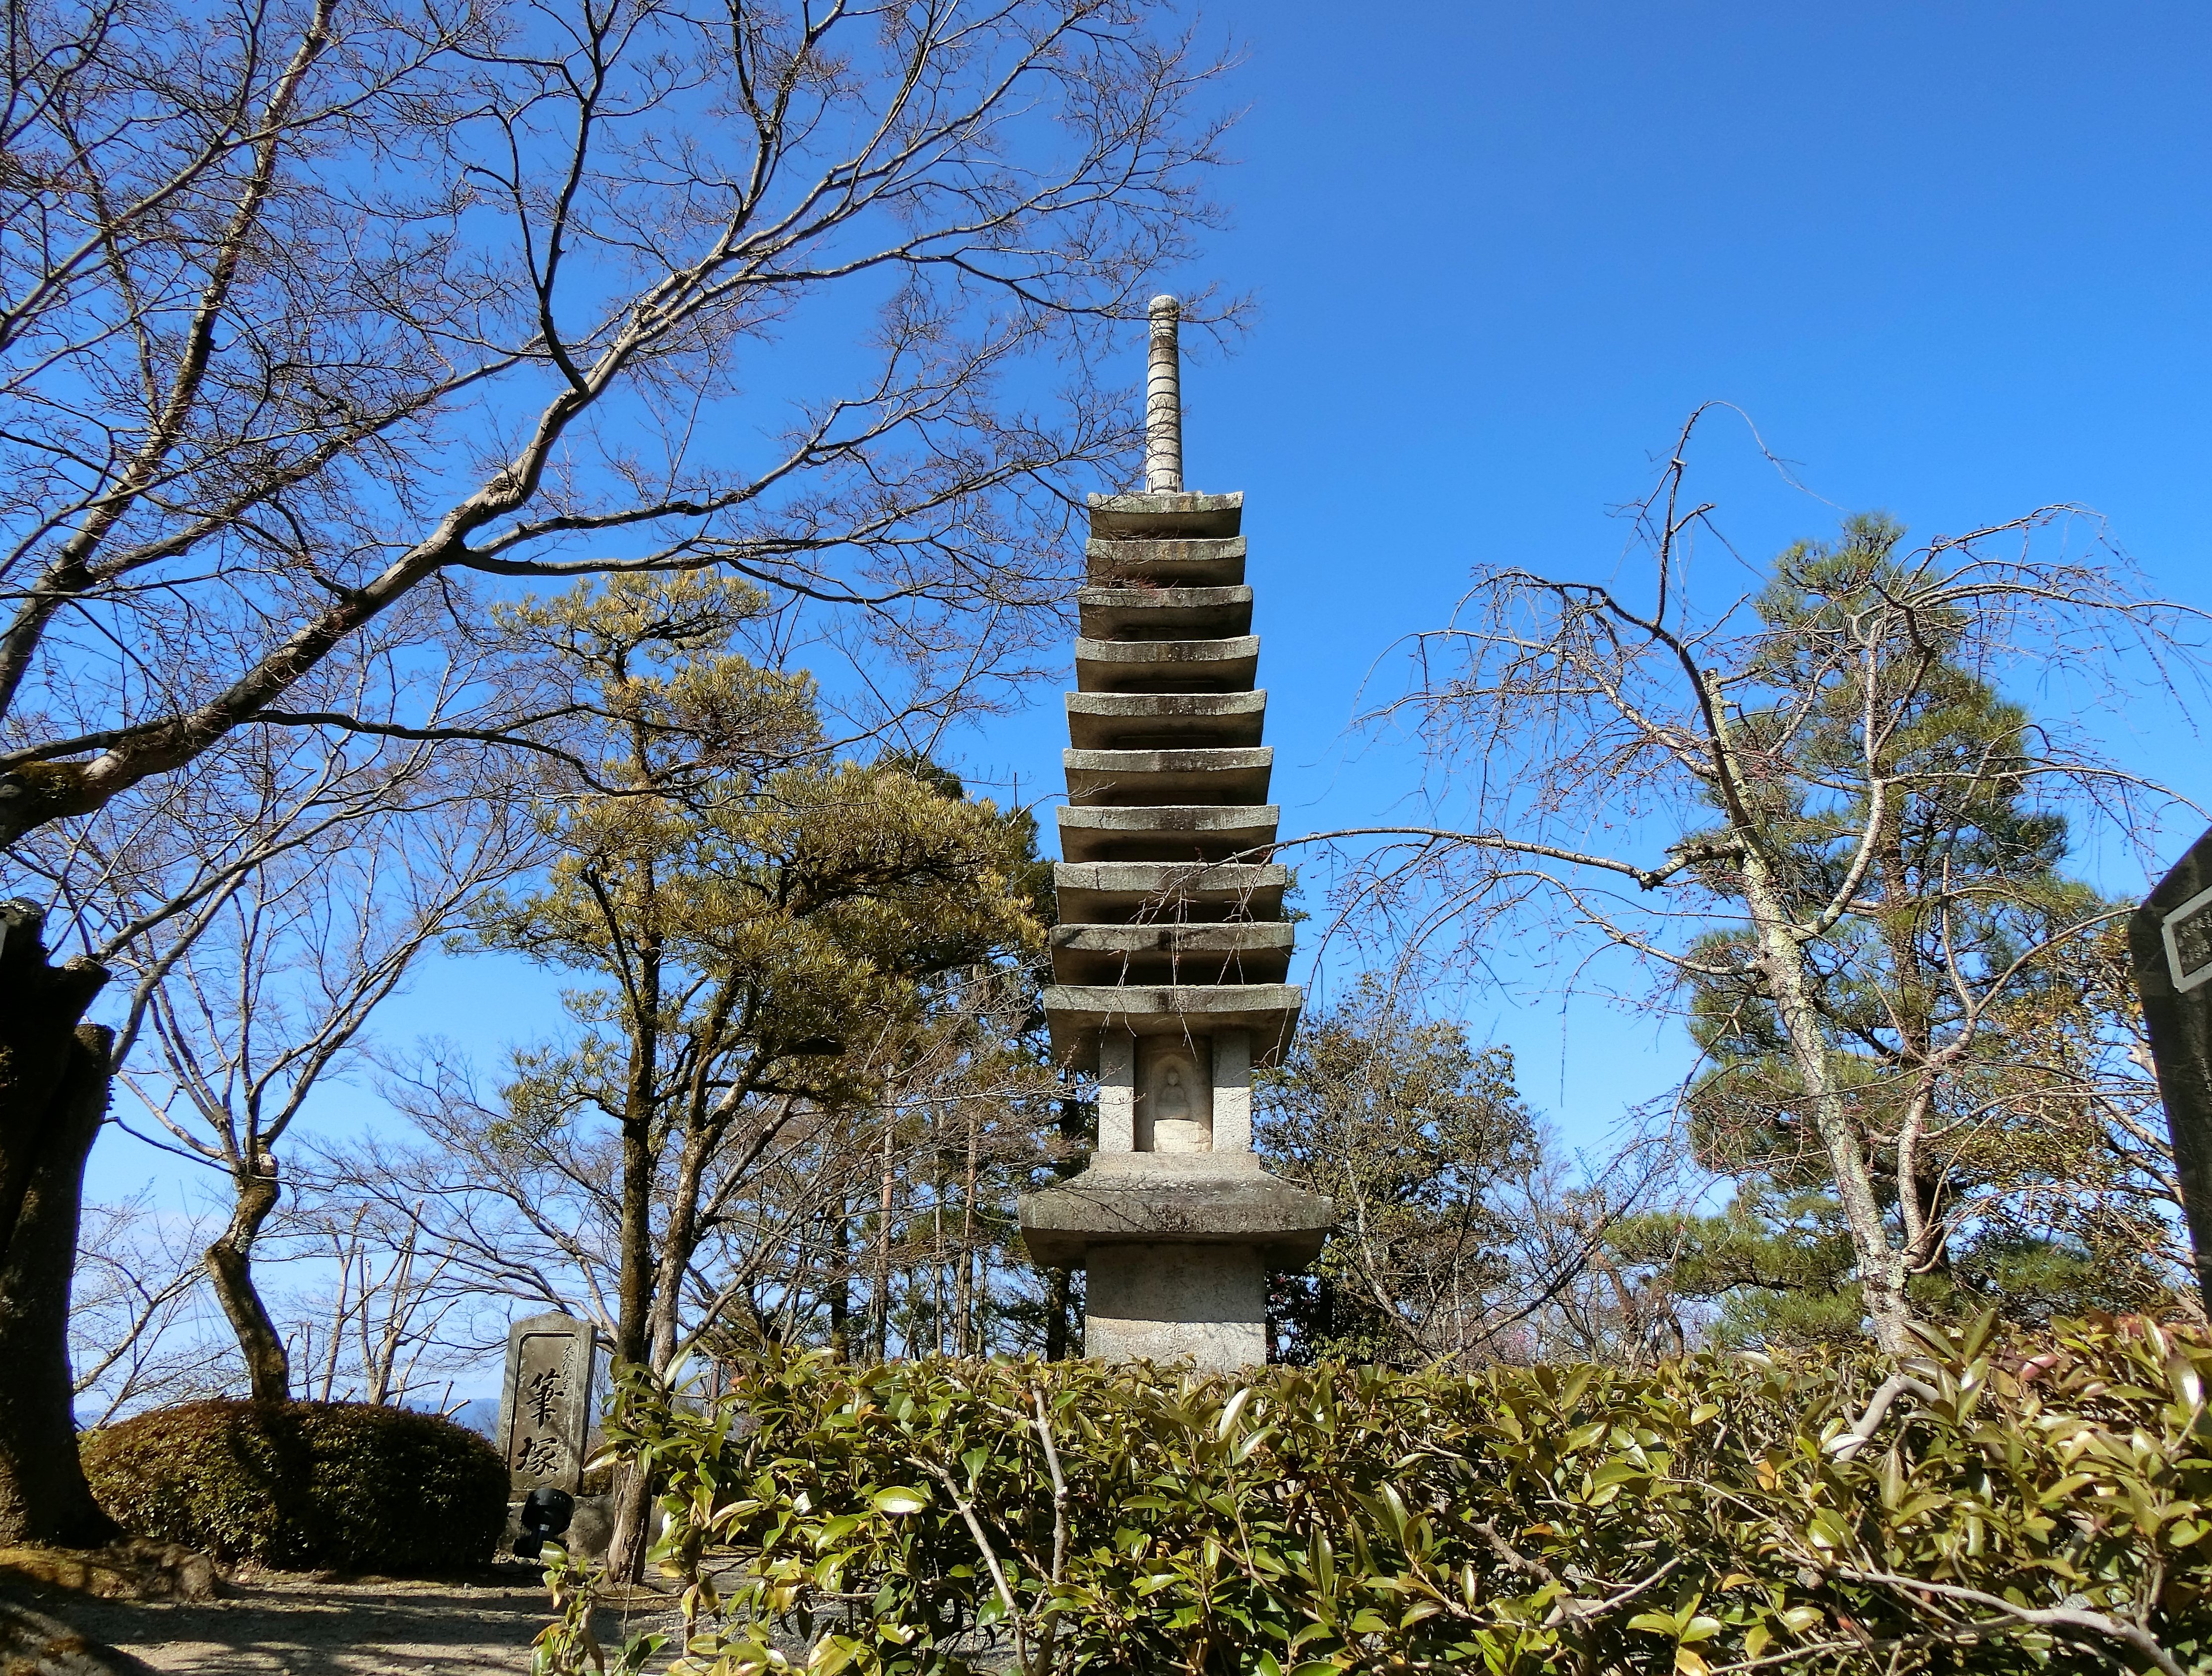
[612,1114,716,1588]
[607,1463,654,1586]
[607,1113,689,1588]
[605,1047,659,1583]
[930,1144,946,1356]
[1872,827,1952,1275]
[205,1162,288,1403]
[1740,852,1916,1352]
[1045,1267,1072,1361]
[827,1191,850,1361]
[614,1114,654,1369]
[605,1101,656,1580]
[644,1149,705,1375]
[1700,671,1917,1355]
[873,1121,894,1362]
[956,1113,979,1356]
[1045,1093,1086,1361]
[0,904,121,1547]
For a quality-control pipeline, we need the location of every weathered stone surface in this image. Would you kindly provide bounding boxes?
[1055,804,1279,864]
[1146,296,1185,491]
[495,1313,596,1495]
[1019,1153,1333,1268]
[1049,921,1293,984]
[1049,862,1287,924]
[1063,747,1270,805]
[565,1492,617,1560]
[1087,491,1242,538]
[1077,587,1253,640]
[1212,1030,1255,1154]
[1084,1244,1266,1366]
[2129,827,2212,1301]
[1041,982,1301,1071]
[1086,536,1245,587]
[1134,1036,1212,1152]
[1073,635,1260,694]
[1065,690,1267,749]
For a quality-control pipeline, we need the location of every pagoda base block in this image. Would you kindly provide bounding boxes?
[1084,1243,1265,1369]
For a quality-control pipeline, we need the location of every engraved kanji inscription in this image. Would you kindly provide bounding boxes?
[513,1434,564,1477]
[525,1367,564,1428]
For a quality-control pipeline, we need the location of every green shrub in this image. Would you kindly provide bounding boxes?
[83,1399,509,1572]
[556,1313,2212,1676]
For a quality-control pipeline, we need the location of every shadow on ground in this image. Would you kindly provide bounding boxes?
[2,1563,671,1675]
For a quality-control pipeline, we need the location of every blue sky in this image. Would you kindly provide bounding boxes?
[90,1,2212,1198]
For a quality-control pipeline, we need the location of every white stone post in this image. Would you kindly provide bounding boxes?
[1145,294,1182,493]
[1210,1029,1252,1154]
[1098,1032,1136,1152]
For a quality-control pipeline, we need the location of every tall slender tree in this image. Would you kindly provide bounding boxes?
[464,574,1044,1570]
[1310,417,2205,1352]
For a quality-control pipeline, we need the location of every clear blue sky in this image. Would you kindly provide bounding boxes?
[91,1,2212,1190]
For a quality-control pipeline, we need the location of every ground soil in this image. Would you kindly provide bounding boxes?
[0,1563,684,1675]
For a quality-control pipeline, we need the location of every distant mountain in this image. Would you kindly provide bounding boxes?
[424,1396,501,1438]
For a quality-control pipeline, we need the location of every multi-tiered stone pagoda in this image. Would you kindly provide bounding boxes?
[1018,297,1333,1370]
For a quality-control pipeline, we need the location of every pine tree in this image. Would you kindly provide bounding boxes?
[1632,519,2190,1343]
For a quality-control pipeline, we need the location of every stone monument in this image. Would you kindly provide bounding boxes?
[2128,829,2212,1304]
[495,1312,597,1495]
[1017,296,1334,1370]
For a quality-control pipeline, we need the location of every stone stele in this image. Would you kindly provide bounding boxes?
[2128,826,2212,1304]
[1017,295,1334,1371]
[495,1312,598,1494]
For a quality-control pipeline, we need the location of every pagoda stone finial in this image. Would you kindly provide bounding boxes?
[1017,296,1333,1371]
[1144,294,1183,493]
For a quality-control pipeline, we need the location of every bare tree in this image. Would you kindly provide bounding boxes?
[324,957,1057,1357]
[0,0,1232,1539]
[1498,1135,1699,1368]
[277,1201,474,1407]
[3,0,1232,841]
[1256,975,1540,1368]
[0,632,526,1537]
[107,761,534,1400]
[1300,410,2209,1353]
[1255,974,1687,1371]
[68,1192,235,1424]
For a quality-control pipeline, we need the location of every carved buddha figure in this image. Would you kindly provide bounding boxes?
[1142,1047,1213,1153]
[1159,1068,1191,1119]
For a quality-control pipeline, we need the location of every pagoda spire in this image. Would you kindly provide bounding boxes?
[1144,294,1183,493]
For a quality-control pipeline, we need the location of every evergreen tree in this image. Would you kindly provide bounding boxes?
[1258,978,1538,1366]
[1622,519,2190,1344]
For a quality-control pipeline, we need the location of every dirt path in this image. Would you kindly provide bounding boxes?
[5,1566,684,1675]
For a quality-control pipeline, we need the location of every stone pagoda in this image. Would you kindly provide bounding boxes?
[1018,296,1333,1370]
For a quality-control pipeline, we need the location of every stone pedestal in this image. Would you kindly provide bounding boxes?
[1087,1245,1266,1364]
[1018,299,1334,1369]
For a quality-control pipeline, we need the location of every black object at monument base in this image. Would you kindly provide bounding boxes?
[513,1485,576,1559]
[2129,825,2212,1307]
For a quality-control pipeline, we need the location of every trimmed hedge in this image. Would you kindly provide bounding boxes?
[551,1313,2212,1675]
[82,1399,509,1572]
